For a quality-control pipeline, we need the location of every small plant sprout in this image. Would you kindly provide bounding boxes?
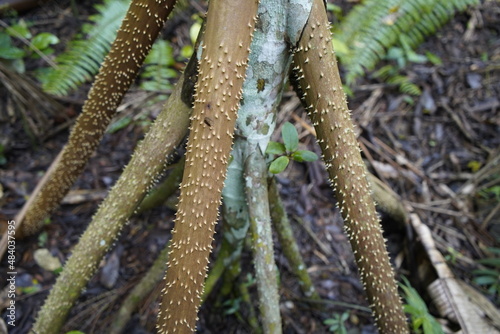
[324,311,349,334]
[444,246,462,265]
[400,277,444,334]
[266,122,318,174]
[0,20,59,73]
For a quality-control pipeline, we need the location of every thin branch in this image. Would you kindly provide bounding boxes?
[268,177,320,300]
[245,149,282,334]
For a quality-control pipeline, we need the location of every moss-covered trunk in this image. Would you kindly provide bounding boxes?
[156,0,259,332]
[291,0,409,332]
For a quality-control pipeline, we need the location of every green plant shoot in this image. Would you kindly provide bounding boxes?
[400,277,444,334]
[266,122,318,174]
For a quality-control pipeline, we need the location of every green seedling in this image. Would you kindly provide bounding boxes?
[444,246,462,265]
[266,122,318,174]
[400,277,444,334]
[0,20,58,73]
[324,311,349,334]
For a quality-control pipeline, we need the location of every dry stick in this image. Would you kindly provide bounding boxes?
[156,0,258,332]
[31,72,192,334]
[19,0,177,236]
[291,0,409,332]
[268,177,320,300]
[245,150,282,334]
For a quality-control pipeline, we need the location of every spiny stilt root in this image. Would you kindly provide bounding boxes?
[21,0,177,235]
[291,0,409,332]
[156,0,259,332]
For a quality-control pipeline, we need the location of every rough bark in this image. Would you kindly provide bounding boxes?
[291,0,409,332]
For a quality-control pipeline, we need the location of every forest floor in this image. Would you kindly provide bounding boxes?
[0,0,499,333]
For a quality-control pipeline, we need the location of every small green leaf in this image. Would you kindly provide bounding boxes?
[282,122,298,152]
[12,58,25,73]
[189,20,202,45]
[31,32,59,51]
[269,156,289,174]
[474,275,498,286]
[486,247,500,255]
[266,141,286,155]
[467,160,482,172]
[0,32,12,46]
[425,51,442,65]
[478,258,500,267]
[326,3,342,15]
[0,46,26,59]
[107,116,132,133]
[473,269,499,276]
[331,37,350,58]
[8,20,31,39]
[386,47,405,65]
[180,45,193,59]
[407,50,428,64]
[292,150,318,162]
[145,39,174,67]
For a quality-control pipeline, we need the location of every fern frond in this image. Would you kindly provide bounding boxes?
[139,39,177,92]
[40,0,129,96]
[372,64,396,81]
[335,0,478,84]
[387,75,422,95]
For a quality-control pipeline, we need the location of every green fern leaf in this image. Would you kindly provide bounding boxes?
[39,0,129,96]
[387,75,422,95]
[335,0,479,85]
[139,39,177,92]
